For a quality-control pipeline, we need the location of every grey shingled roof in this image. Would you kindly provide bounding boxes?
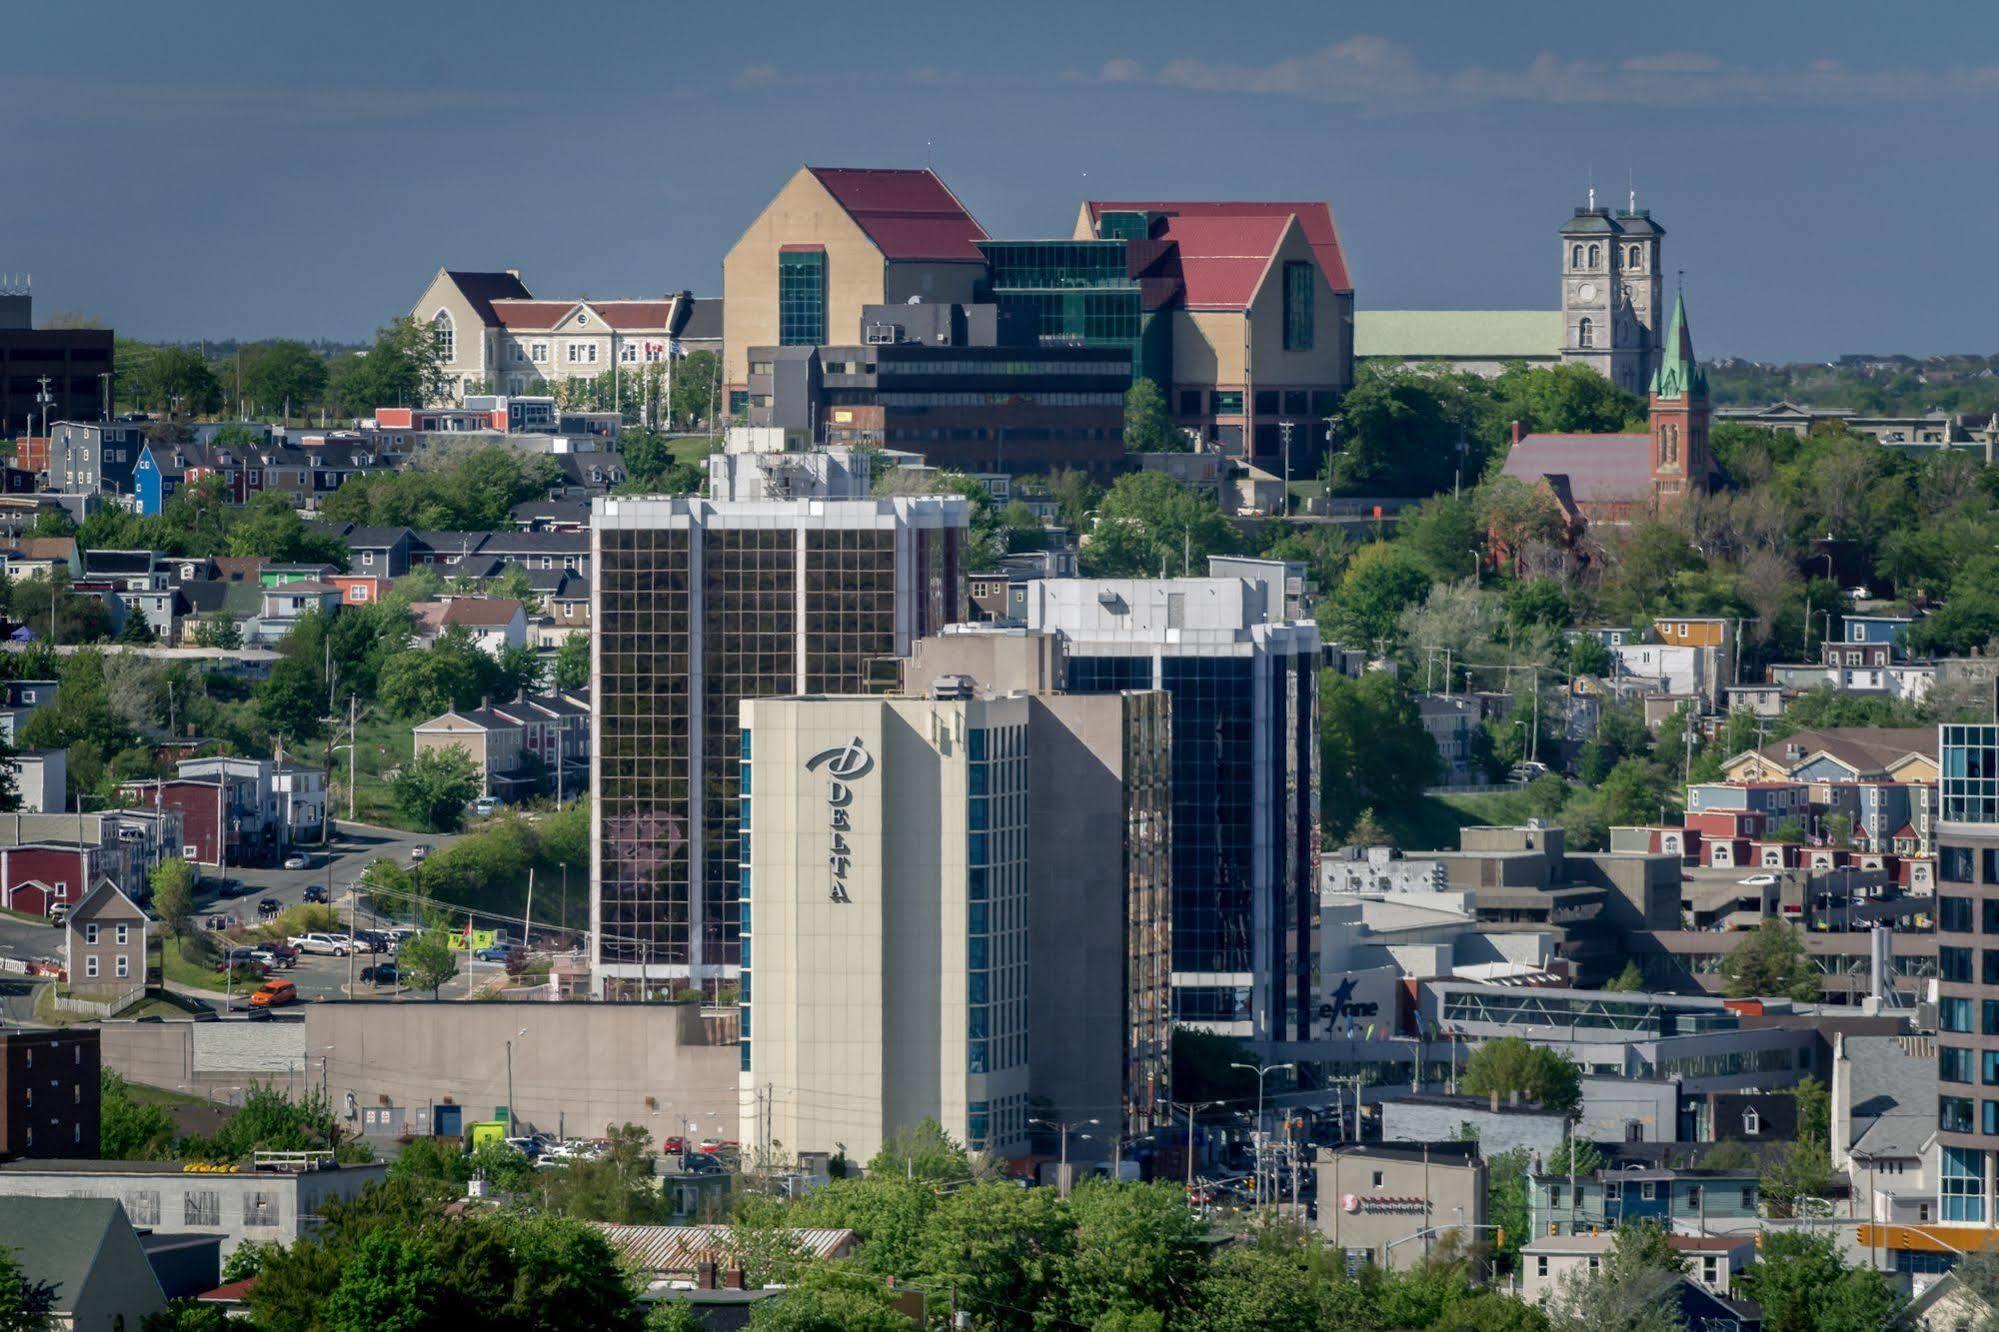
[1844,1035,1937,1162]
[0,1196,129,1313]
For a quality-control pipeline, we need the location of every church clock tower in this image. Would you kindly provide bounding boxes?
[1560,192,1665,393]
[1648,291,1710,505]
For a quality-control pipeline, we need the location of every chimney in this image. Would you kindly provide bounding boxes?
[1510,420,1524,446]
[695,1259,718,1291]
[725,1267,747,1291]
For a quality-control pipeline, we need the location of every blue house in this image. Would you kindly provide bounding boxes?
[1528,1167,1762,1236]
[132,442,182,517]
[1845,614,1916,653]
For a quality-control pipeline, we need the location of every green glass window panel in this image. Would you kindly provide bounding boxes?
[1098,211,1147,241]
[778,251,826,346]
[1212,391,1243,415]
[1283,261,1314,351]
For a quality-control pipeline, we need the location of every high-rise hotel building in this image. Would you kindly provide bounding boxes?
[737,679,1171,1165]
[1020,576,1319,1042]
[589,458,967,995]
[1936,723,1999,1230]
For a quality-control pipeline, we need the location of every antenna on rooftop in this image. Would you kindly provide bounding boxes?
[1628,165,1636,213]
[1586,163,1594,212]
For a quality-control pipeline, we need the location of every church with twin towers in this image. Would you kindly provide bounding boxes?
[1558,188,1667,395]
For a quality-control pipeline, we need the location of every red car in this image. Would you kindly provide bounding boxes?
[664,1137,685,1154]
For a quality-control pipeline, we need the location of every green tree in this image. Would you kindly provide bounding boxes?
[744,1265,908,1332]
[668,350,723,430]
[1484,1147,1532,1271]
[1737,1231,1903,1332]
[1605,960,1646,993]
[1058,1180,1209,1328]
[391,746,481,832]
[0,1243,58,1332]
[397,922,460,999]
[866,1118,972,1184]
[332,318,449,413]
[142,1298,232,1332]
[494,1213,646,1332]
[151,857,196,939]
[228,491,348,565]
[99,1069,175,1159]
[1543,1221,1684,1332]
[1123,378,1186,453]
[915,1181,1072,1331]
[1459,1036,1581,1113]
[1720,919,1818,1002]
[1320,541,1432,650]
[245,341,329,420]
[1326,368,1482,495]
[1398,493,1486,584]
[1319,671,1439,837]
[554,634,590,691]
[131,345,223,416]
[1081,472,1238,577]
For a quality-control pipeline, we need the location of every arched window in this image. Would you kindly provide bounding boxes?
[1571,244,1583,268]
[431,310,456,363]
[1627,246,1642,269]
[1578,316,1595,348]
[1587,244,1600,267]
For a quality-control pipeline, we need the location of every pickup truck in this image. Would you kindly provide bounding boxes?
[288,932,353,956]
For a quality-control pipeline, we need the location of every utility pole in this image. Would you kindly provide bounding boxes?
[1231,1060,1295,1208]
[348,695,357,820]
[1279,420,1293,516]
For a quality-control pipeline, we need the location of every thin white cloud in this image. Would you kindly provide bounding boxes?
[1098,38,1999,109]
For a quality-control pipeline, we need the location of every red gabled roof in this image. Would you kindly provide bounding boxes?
[1086,199,1354,293]
[590,301,676,331]
[488,300,575,331]
[805,167,987,262]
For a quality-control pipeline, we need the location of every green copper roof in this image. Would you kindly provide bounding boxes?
[1650,291,1708,399]
[1354,310,1562,360]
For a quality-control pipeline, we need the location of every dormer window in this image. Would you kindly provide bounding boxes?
[1743,1108,1760,1135]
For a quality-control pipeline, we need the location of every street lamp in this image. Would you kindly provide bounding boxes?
[1231,1060,1295,1206]
[1031,1116,1099,1193]
[1164,1099,1225,1190]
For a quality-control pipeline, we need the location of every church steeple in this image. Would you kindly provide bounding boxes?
[1646,289,1711,503]
[1649,289,1707,401]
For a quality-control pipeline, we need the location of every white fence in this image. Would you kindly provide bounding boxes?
[48,983,144,1018]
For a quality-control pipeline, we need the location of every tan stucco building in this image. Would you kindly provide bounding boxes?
[737,685,1170,1166]
[722,167,989,402]
[1073,200,1355,465]
[1315,1142,1486,1271]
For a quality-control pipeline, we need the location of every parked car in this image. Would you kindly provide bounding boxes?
[48,902,69,927]
[283,853,312,871]
[697,1139,739,1155]
[1738,873,1780,887]
[409,845,430,863]
[204,913,231,932]
[249,979,297,1009]
[472,797,498,817]
[302,884,329,904]
[473,944,522,964]
[680,1153,723,1175]
[288,932,353,956]
[352,930,392,954]
[257,898,282,918]
[214,879,249,899]
[359,963,399,986]
[219,950,269,980]
[251,944,298,969]
[503,1136,542,1158]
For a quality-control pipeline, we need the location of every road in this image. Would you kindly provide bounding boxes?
[0,819,464,1017]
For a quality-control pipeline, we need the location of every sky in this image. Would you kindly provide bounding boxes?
[8,0,1998,361]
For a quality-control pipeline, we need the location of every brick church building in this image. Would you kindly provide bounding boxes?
[1500,290,1715,537]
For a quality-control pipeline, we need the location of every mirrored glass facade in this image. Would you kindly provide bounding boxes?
[591,496,967,996]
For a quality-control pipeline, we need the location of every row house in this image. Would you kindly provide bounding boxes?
[178,756,327,848]
[0,809,181,917]
[0,536,78,582]
[409,597,527,655]
[412,689,589,803]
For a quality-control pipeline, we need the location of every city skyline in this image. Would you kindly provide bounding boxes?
[8,0,1997,359]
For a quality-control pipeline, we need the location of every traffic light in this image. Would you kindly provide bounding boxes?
[1496,1228,1505,1249]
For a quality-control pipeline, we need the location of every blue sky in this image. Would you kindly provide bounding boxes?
[9,0,1996,360]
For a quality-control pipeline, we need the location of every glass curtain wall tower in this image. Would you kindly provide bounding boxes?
[590,490,967,996]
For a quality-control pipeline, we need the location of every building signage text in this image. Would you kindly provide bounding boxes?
[805,738,874,903]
